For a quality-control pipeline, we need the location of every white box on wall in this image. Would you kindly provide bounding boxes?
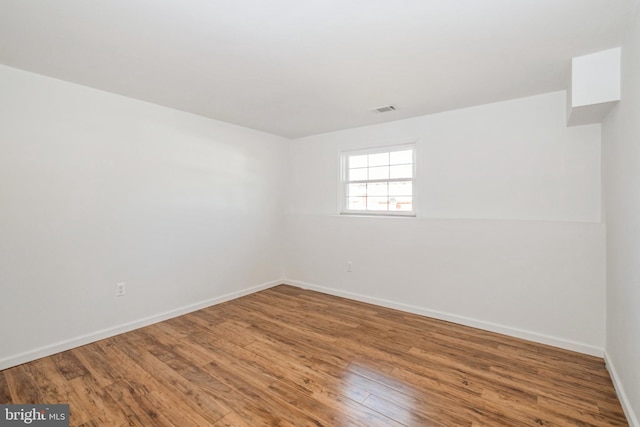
[567,47,621,126]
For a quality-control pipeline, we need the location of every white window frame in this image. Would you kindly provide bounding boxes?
[340,143,417,217]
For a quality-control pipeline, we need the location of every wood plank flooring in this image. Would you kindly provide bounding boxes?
[0,285,628,426]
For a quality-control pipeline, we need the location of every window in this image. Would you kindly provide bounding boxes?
[341,144,415,216]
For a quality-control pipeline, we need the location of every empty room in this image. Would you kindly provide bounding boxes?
[1,1,639,426]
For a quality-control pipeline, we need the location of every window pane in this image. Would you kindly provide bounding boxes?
[390,164,412,179]
[349,168,367,181]
[347,197,366,210]
[388,196,412,211]
[349,154,368,168]
[368,152,389,167]
[390,150,413,165]
[389,181,412,196]
[368,166,389,180]
[348,183,367,197]
[367,182,388,196]
[342,146,415,215]
[367,196,389,211]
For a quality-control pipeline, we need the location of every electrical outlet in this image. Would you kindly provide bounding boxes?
[116,282,126,297]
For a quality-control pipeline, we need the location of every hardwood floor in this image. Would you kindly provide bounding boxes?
[0,285,628,426]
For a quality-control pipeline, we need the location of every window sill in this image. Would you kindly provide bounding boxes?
[339,212,417,218]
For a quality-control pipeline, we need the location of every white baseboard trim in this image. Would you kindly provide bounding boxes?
[0,279,283,371]
[284,279,604,357]
[605,351,639,427]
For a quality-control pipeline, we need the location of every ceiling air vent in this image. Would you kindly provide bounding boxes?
[372,105,397,113]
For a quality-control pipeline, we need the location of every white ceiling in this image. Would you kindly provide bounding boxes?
[0,1,637,138]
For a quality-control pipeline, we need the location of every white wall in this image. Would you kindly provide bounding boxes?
[602,7,640,426]
[0,65,289,369]
[286,91,606,354]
